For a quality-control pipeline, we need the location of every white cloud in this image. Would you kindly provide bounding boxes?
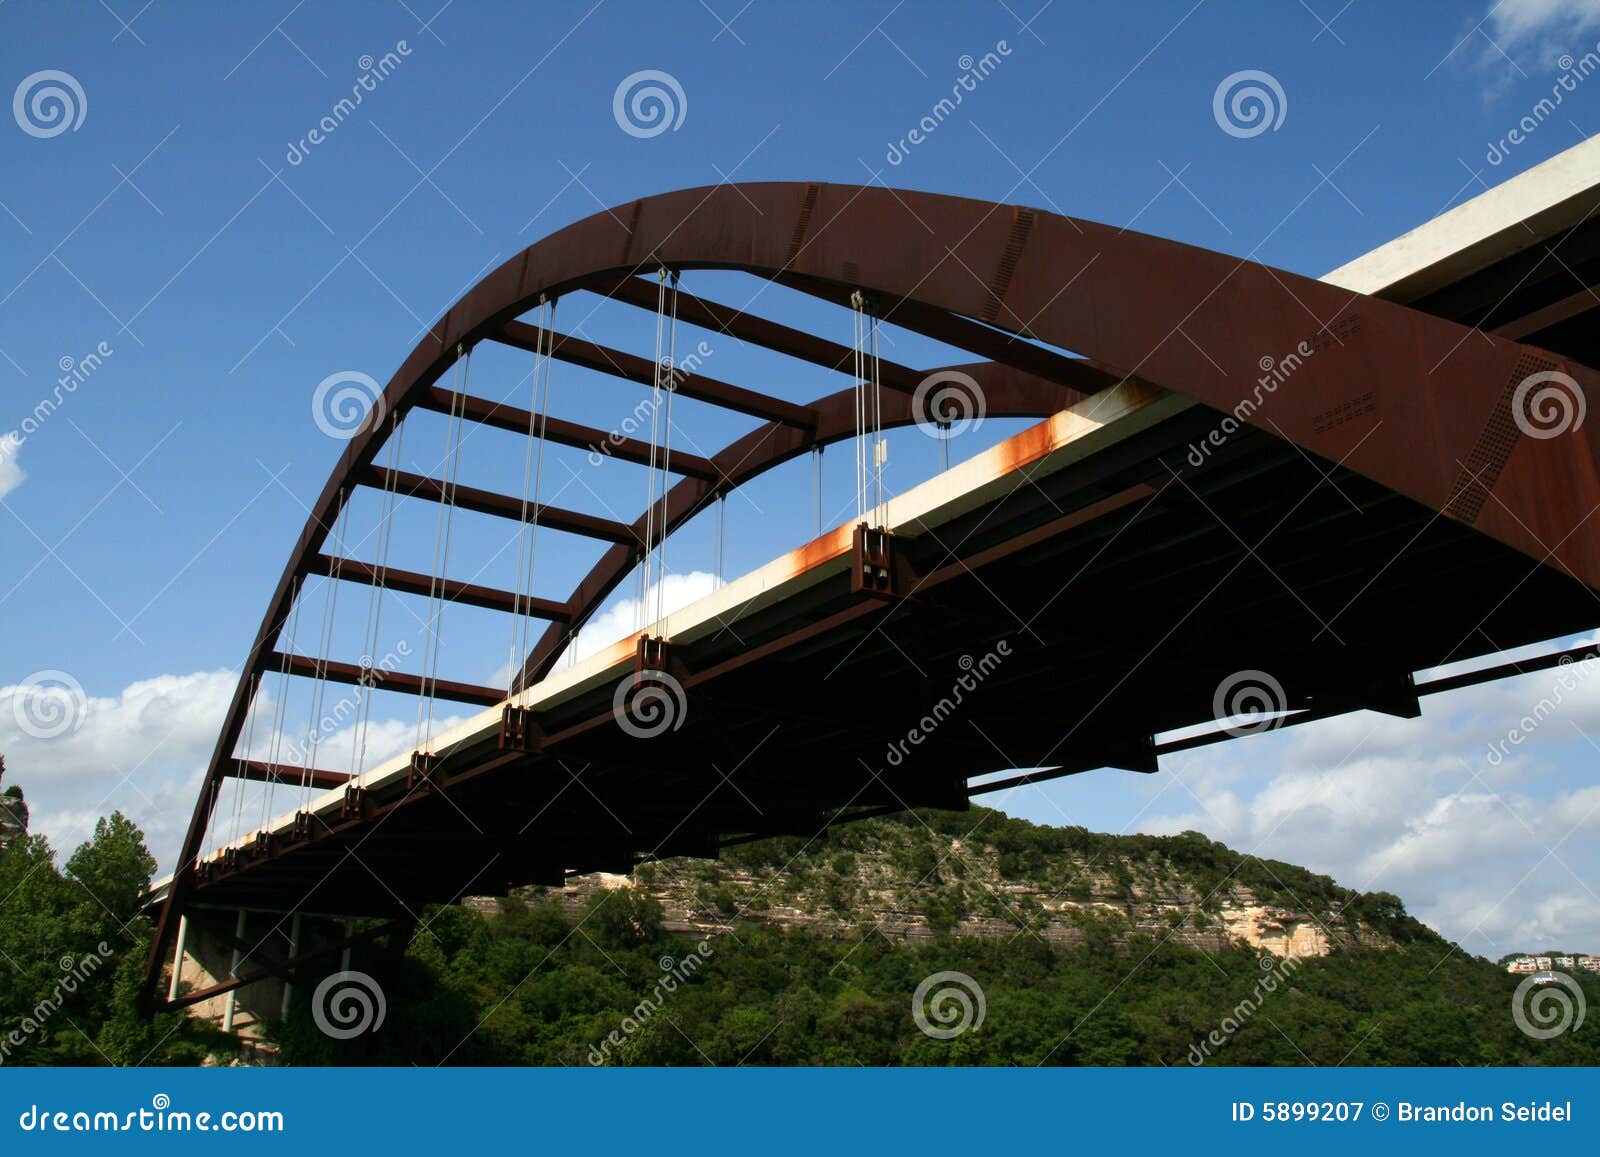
[1135,656,1600,956]
[0,436,24,499]
[1,669,235,868]
[1488,0,1600,57]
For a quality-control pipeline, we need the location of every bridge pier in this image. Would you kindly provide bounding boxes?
[163,908,357,1038]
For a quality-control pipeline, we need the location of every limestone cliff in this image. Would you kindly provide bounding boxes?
[489,808,1427,959]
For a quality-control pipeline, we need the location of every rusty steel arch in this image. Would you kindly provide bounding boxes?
[143,181,1600,1013]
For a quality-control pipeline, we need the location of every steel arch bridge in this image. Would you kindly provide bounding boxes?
[141,181,1600,1015]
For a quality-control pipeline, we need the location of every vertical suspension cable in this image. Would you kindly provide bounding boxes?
[300,492,348,810]
[851,291,866,523]
[417,349,469,750]
[656,271,679,628]
[511,297,555,692]
[351,414,405,779]
[641,266,679,632]
[226,671,265,852]
[713,495,726,590]
[869,309,885,526]
[812,445,823,537]
[261,576,306,833]
[640,271,668,630]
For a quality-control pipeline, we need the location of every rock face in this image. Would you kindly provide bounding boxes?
[485,815,1406,960]
[0,757,27,853]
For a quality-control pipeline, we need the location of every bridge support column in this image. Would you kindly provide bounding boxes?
[221,909,246,1033]
[165,914,189,1003]
[280,913,302,1019]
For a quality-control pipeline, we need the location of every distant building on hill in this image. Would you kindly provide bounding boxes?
[1507,957,1538,974]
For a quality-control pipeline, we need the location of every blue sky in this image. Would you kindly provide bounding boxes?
[3,0,1599,958]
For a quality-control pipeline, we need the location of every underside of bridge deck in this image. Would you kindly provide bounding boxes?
[171,397,1600,917]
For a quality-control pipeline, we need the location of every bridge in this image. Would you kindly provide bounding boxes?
[141,153,1600,1018]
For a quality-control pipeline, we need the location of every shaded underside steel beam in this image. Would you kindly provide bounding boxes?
[232,760,350,792]
[770,269,1130,397]
[271,651,504,707]
[588,273,929,392]
[494,320,818,428]
[970,642,1600,798]
[418,386,721,482]
[364,465,639,545]
[308,554,571,622]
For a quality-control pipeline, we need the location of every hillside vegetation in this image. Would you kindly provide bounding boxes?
[2,776,1591,1068]
[272,808,1598,1067]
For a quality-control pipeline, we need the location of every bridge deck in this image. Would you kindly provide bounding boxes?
[155,375,1600,916]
